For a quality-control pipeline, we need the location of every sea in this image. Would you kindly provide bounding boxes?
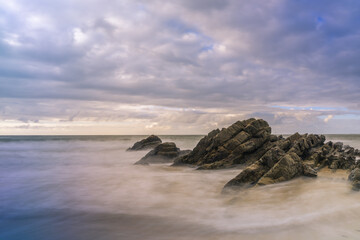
[1,135,360,240]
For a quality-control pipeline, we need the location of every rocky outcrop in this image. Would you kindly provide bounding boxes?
[171,118,360,191]
[225,133,360,191]
[306,141,357,170]
[223,133,323,191]
[127,135,162,151]
[173,118,273,169]
[135,142,191,165]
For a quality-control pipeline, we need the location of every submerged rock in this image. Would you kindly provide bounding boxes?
[127,135,162,151]
[349,168,360,191]
[135,142,190,165]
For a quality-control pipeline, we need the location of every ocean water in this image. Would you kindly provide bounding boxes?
[1,135,360,240]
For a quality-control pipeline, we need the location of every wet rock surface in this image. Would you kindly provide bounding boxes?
[348,168,360,191]
[127,135,162,151]
[135,142,190,165]
[171,118,360,191]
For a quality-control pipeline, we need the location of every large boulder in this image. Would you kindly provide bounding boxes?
[127,135,162,151]
[135,142,190,165]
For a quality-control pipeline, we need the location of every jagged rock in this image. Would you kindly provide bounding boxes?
[344,146,354,155]
[173,118,272,169]
[307,141,357,170]
[355,149,360,156]
[348,168,360,191]
[223,146,286,189]
[223,140,320,191]
[269,134,279,142]
[224,129,360,191]
[135,142,190,165]
[127,135,162,151]
[172,118,360,191]
[222,131,360,190]
[333,142,343,151]
[256,153,304,186]
[303,164,318,177]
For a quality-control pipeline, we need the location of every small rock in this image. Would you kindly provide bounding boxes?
[269,135,278,142]
[333,142,343,151]
[135,142,189,165]
[127,135,162,151]
[348,168,360,191]
[303,165,317,177]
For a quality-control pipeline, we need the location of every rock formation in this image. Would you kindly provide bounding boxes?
[135,142,191,165]
[172,118,360,191]
[223,133,324,191]
[173,118,274,169]
[127,135,162,151]
[306,141,358,170]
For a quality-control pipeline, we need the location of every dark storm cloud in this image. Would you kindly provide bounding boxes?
[0,0,360,133]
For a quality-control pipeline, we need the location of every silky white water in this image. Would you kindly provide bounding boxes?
[1,135,360,240]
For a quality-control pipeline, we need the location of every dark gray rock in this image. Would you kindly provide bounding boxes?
[348,168,360,191]
[269,135,279,142]
[174,118,272,169]
[354,149,360,156]
[223,146,286,190]
[222,132,324,189]
[307,141,357,170]
[333,142,344,151]
[223,142,319,192]
[224,129,360,191]
[127,135,162,151]
[256,152,304,186]
[170,118,359,191]
[135,142,190,165]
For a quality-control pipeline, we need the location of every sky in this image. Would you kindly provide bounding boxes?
[0,0,360,135]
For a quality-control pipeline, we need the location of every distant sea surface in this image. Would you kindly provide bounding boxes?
[1,135,360,240]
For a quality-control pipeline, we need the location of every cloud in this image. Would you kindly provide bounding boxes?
[0,0,360,134]
[324,115,333,123]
